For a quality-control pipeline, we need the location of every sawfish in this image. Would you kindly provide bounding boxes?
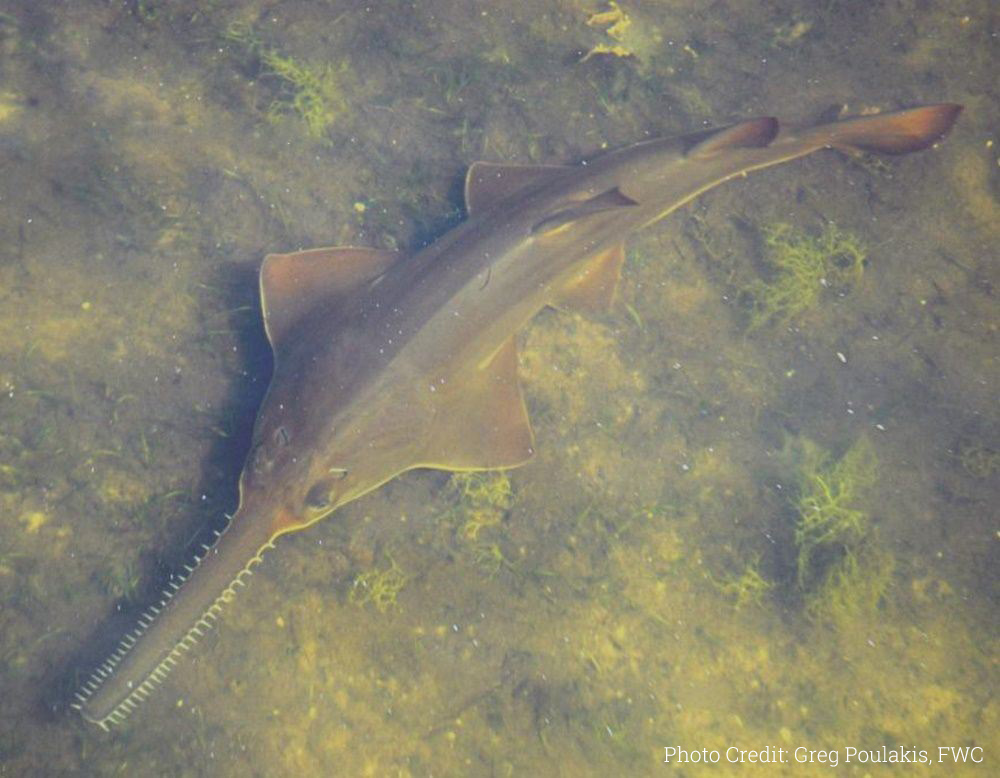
[72,103,961,730]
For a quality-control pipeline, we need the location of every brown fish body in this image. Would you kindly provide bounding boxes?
[74,104,961,729]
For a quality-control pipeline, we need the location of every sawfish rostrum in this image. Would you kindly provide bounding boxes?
[73,104,961,729]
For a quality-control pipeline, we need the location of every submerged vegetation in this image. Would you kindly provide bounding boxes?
[790,435,877,588]
[775,435,897,627]
[96,560,141,605]
[713,557,774,609]
[448,471,513,542]
[349,555,408,613]
[711,435,885,619]
[805,543,896,625]
[443,472,520,577]
[223,22,347,139]
[743,222,867,330]
[712,435,894,626]
[260,51,348,139]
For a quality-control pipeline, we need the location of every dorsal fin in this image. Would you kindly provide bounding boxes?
[685,117,779,159]
[260,247,401,352]
[531,187,639,235]
[464,162,571,215]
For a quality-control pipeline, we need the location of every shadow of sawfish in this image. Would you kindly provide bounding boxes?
[72,103,961,730]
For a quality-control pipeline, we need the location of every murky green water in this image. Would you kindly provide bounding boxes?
[0,1,996,775]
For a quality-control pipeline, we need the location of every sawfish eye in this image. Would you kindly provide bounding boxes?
[304,468,349,512]
[304,478,338,511]
[274,426,291,446]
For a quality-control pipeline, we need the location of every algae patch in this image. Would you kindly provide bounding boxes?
[774,436,898,629]
[744,222,867,330]
[96,560,142,605]
[223,21,348,140]
[349,555,407,613]
[713,557,774,609]
[790,435,877,589]
[448,471,513,541]
[260,51,348,139]
[805,543,895,626]
[445,472,518,578]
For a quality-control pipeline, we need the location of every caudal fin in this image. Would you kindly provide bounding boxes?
[818,103,962,155]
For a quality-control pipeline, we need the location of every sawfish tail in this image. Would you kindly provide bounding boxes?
[806,103,963,155]
[71,507,277,730]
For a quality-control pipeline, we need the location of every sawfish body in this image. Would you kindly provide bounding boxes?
[73,104,960,729]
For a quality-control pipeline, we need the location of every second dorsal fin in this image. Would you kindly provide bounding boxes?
[684,117,779,159]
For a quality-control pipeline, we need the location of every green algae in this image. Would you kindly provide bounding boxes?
[471,541,515,578]
[223,21,348,140]
[805,542,896,626]
[349,555,407,613]
[96,560,141,604]
[447,471,513,541]
[791,435,877,589]
[260,51,348,139]
[443,472,520,578]
[449,471,513,509]
[744,221,867,330]
[783,435,897,629]
[713,557,774,609]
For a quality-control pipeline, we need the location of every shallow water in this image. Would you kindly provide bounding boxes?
[0,1,996,775]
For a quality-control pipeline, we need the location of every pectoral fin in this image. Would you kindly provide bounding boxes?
[420,336,534,471]
[260,247,401,353]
